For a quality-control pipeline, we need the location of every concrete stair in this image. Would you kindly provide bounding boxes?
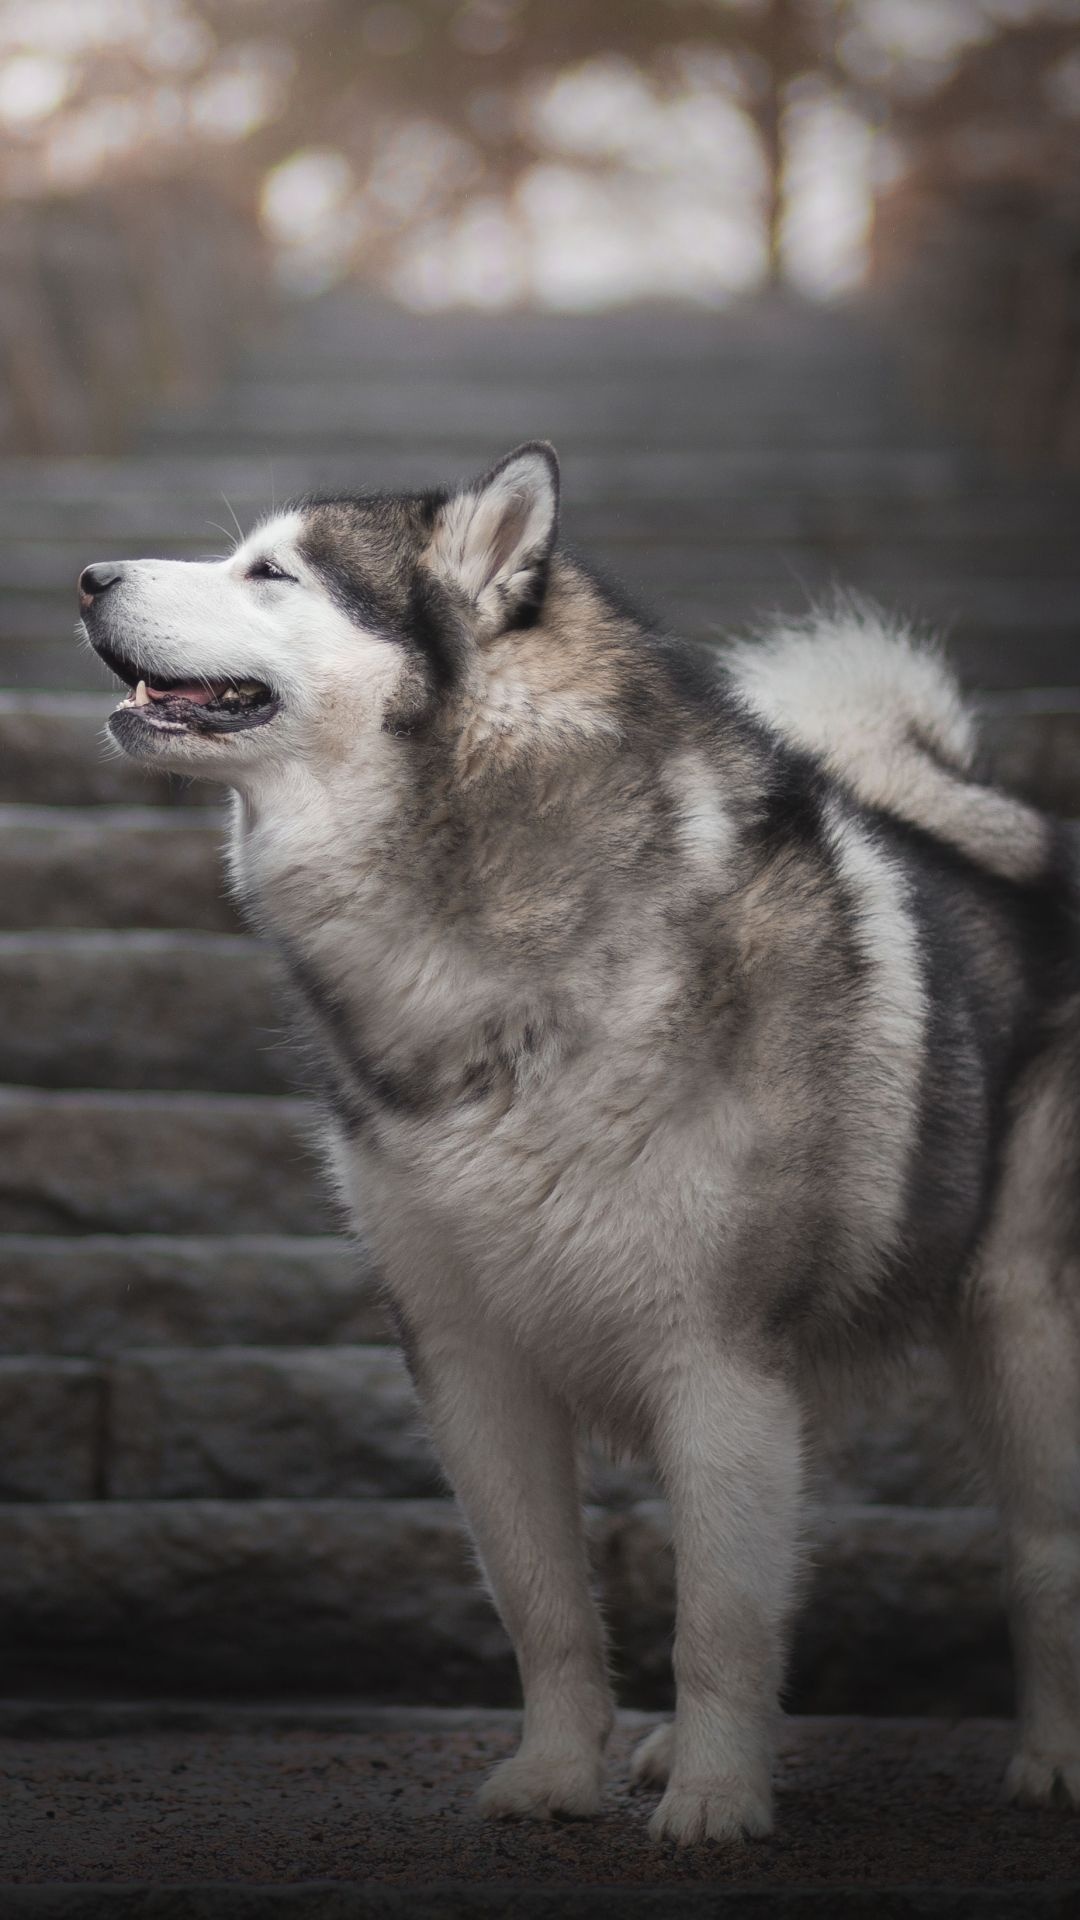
[0,935,283,1091]
[0,807,231,932]
[0,1089,321,1235]
[0,1235,381,1351]
[6,298,1080,696]
[0,692,222,806]
[3,289,1080,1743]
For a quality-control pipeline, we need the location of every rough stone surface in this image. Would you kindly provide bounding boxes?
[0,934,290,1093]
[106,1347,441,1500]
[0,1498,1009,1710]
[0,1497,508,1700]
[0,1711,1075,1914]
[815,1352,985,1508]
[0,808,235,933]
[0,1236,388,1353]
[790,1504,1012,1715]
[0,1091,328,1235]
[0,636,114,694]
[0,694,221,807]
[0,1358,101,1501]
[980,698,1080,817]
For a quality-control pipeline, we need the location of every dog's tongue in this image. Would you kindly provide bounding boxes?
[147,681,216,706]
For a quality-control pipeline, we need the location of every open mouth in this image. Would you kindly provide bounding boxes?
[95,640,280,735]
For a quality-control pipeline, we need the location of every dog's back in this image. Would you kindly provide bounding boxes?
[719,605,1080,1352]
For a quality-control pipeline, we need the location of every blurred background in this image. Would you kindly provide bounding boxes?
[2,0,1080,1717]
[5,0,1080,464]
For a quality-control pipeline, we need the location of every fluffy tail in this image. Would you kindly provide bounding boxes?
[726,600,1049,882]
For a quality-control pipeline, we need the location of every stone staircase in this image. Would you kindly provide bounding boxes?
[2,288,1080,1734]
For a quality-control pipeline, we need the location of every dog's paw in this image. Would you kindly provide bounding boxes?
[631,1722,674,1789]
[1006,1748,1080,1809]
[476,1749,603,1822]
[648,1776,773,1847]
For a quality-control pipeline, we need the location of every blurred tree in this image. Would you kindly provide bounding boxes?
[871,14,1080,463]
[231,0,823,280]
[1,0,1079,452]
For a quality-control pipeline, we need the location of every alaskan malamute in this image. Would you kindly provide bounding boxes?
[79,443,1080,1842]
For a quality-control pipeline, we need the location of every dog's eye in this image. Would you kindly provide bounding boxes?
[247,557,295,583]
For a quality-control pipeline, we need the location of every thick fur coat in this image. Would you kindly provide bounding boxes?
[79,443,1080,1841]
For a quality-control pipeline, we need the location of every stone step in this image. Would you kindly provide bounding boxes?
[0,1496,1008,1711]
[15,480,1080,556]
[0,807,234,932]
[0,1347,427,1504]
[0,444,999,517]
[4,1710,1074,1912]
[0,1234,381,1354]
[0,1089,324,1235]
[149,356,901,411]
[0,1340,979,1509]
[139,378,925,456]
[0,1359,102,1501]
[10,464,1080,593]
[240,287,901,370]
[0,693,220,805]
[0,933,286,1093]
[0,638,129,694]
[979,693,1080,814]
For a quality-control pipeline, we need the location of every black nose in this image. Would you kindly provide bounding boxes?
[79,563,123,600]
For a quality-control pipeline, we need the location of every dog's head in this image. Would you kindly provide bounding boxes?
[79,442,561,782]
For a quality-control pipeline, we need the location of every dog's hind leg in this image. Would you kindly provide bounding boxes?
[404,1309,614,1821]
[642,1345,803,1845]
[954,1257,1080,1808]
[953,1053,1080,1809]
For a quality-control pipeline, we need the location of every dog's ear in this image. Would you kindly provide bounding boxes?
[426,441,559,633]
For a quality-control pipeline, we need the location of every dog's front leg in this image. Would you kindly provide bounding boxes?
[408,1313,613,1820]
[640,1350,802,1845]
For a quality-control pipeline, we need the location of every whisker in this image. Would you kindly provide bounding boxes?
[220,491,245,547]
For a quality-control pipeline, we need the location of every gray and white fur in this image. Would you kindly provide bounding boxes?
[78,443,1080,1842]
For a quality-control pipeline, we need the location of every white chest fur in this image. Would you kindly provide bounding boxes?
[231,783,750,1428]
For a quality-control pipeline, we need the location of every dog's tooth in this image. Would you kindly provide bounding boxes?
[134,680,149,707]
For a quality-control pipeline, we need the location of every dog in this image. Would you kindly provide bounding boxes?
[78,441,1080,1842]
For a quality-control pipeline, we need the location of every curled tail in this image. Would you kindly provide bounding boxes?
[726,601,1049,884]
